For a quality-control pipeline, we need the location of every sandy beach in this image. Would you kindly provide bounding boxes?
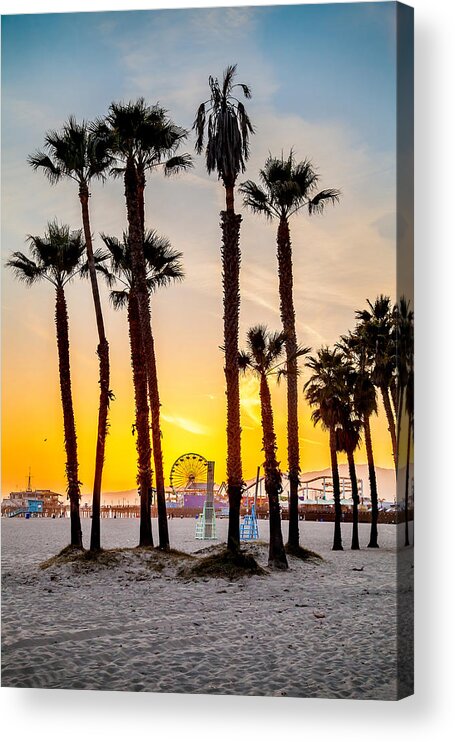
[1,518,413,699]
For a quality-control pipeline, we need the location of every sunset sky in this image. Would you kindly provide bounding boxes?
[2,3,399,496]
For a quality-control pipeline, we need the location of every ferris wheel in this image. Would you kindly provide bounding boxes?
[169,452,208,491]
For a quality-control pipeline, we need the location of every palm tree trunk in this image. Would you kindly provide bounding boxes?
[138,168,169,551]
[259,374,288,569]
[397,382,405,460]
[225,182,235,212]
[364,414,379,548]
[381,385,397,467]
[391,379,398,417]
[55,287,82,548]
[222,182,243,553]
[79,183,110,552]
[128,292,153,547]
[347,449,360,550]
[276,215,301,552]
[124,160,169,550]
[329,426,343,550]
[404,416,412,547]
[146,324,169,548]
[138,172,146,236]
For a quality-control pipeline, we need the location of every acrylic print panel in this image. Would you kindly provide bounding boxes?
[1,2,413,699]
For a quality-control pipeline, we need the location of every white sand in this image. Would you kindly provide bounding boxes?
[1,517,413,699]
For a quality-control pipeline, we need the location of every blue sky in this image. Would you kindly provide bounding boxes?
[2,3,398,341]
[2,3,396,151]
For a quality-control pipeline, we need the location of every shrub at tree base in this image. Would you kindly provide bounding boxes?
[39,545,194,572]
[284,544,323,562]
[180,547,266,580]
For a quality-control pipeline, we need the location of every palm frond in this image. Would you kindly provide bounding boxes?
[222,64,237,96]
[110,290,129,310]
[93,262,117,288]
[265,330,287,365]
[101,99,190,178]
[79,247,109,281]
[163,153,193,176]
[9,221,85,289]
[6,252,43,285]
[304,346,349,430]
[308,188,341,215]
[261,155,292,186]
[238,350,251,373]
[292,158,319,195]
[234,82,252,100]
[27,152,62,184]
[29,116,112,187]
[287,344,311,369]
[239,180,273,217]
[194,64,254,181]
[99,233,127,266]
[109,166,126,179]
[193,102,206,154]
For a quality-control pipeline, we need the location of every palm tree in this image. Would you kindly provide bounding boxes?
[404,363,414,547]
[7,221,85,547]
[304,348,347,550]
[338,332,381,548]
[28,117,113,551]
[394,297,414,452]
[355,296,396,467]
[394,297,414,546]
[95,98,191,550]
[240,151,339,553]
[238,326,288,569]
[97,231,184,547]
[194,64,254,553]
[335,407,362,550]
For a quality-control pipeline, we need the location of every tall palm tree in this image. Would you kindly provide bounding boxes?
[95,99,191,550]
[355,296,396,467]
[394,297,414,546]
[194,64,254,553]
[338,332,381,548]
[304,348,347,550]
[238,326,288,569]
[97,231,184,547]
[394,297,414,453]
[28,117,113,551]
[404,363,414,547]
[7,221,85,547]
[240,151,339,553]
[335,407,362,550]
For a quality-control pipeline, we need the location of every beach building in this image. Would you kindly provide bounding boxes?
[1,487,64,518]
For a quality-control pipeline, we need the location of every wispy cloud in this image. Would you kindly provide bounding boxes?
[240,375,261,426]
[101,7,276,118]
[300,437,323,447]
[161,413,209,436]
